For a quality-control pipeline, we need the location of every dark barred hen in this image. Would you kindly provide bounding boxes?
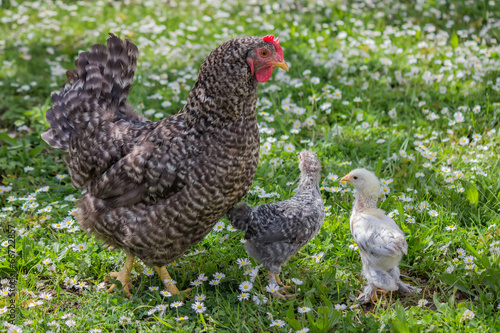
[228,150,324,298]
[42,34,289,297]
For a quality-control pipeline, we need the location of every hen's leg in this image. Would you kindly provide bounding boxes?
[107,254,134,298]
[154,266,191,295]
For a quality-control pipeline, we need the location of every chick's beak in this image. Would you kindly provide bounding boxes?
[268,61,289,72]
[341,174,351,183]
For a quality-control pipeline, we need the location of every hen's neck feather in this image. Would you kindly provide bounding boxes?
[182,37,262,129]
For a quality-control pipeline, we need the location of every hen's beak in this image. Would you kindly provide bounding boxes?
[268,61,289,72]
[341,174,351,183]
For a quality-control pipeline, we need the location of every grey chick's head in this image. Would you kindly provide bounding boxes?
[298,150,321,175]
[341,168,380,196]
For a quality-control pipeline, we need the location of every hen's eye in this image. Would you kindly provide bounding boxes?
[260,50,270,57]
[353,176,358,180]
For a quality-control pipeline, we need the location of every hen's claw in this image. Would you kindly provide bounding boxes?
[154,266,191,297]
[107,271,133,298]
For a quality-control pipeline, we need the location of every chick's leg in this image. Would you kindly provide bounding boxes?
[390,267,421,295]
[154,266,191,295]
[268,271,295,300]
[107,254,134,298]
[396,281,421,296]
[268,271,277,285]
[274,274,284,286]
[274,273,292,291]
[358,283,377,304]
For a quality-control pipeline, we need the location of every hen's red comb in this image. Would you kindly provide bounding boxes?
[263,35,279,44]
[263,35,283,56]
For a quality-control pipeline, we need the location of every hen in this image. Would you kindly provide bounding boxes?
[228,150,324,298]
[42,34,289,297]
[341,168,419,303]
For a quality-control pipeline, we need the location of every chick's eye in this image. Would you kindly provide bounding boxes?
[353,176,358,180]
[260,50,270,57]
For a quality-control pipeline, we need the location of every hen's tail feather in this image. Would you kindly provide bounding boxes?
[227,203,253,231]
[42,34,140,151]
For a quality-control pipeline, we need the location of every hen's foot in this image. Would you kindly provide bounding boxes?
[154,266,192,297]
[107,254,135,298]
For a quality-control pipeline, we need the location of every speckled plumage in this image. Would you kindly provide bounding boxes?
[228,151,325,279]
[42,34,284,267]
[342,168,419,303]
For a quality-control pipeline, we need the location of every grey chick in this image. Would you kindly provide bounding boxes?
[341,168,419,304]
[228,150,325,298]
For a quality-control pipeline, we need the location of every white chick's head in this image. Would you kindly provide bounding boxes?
[341,168,380,196]
[298,150,321,174]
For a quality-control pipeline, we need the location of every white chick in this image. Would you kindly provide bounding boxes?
[342,168,419,303]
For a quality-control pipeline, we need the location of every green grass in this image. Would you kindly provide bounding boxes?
[1,0,500,332]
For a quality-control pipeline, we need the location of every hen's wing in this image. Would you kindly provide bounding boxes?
[86,113,212,207]
[352,213,407,257]
[245,199,323,244]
